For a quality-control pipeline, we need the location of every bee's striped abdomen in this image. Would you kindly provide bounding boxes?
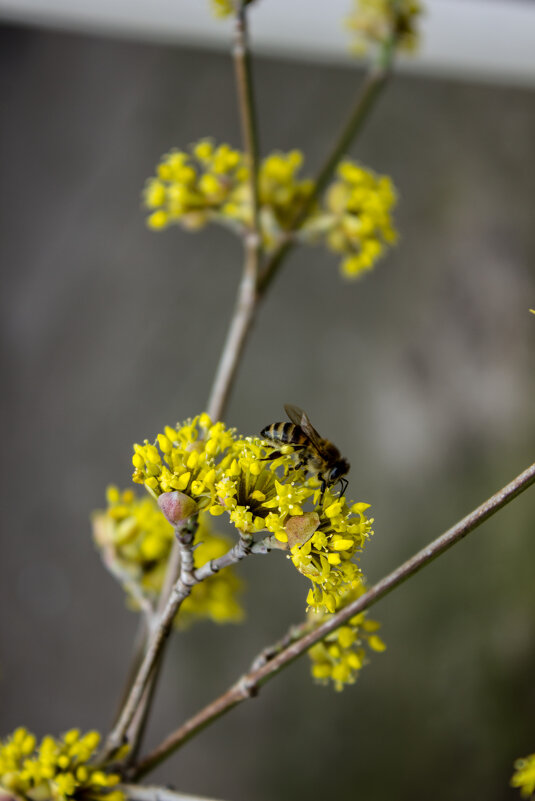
[261,422,308,445]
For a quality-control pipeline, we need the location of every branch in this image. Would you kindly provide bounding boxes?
[103,521,198,758]
[233,2,260,239]
[193,532,269,582]
[123,541,182,762]
[206,243,259,422]
[249,620,311,672]
[207,3,262,424]
[132,461,535,777]
[258,53,393,295]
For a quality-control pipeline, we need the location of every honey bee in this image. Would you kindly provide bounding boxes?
[261,404,350,496]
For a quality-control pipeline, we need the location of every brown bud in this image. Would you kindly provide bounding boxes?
[157,491,198,525]
[285,512,320,550]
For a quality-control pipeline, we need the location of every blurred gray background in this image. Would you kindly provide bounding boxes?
[1,16,534,801]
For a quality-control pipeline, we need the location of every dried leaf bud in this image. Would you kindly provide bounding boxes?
[157,491,198,525]
[285,512,320,550]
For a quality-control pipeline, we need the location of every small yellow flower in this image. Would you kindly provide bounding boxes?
[307,584,384,690]
[0,729,123,801]
[511,753,535,799]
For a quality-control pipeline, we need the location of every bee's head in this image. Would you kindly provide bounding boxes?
[327,458,350,484]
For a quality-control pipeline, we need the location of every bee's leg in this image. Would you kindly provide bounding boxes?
[260,445,307,463]
[318,475,327,504]
[293,451,309,472]
[260,449,283,461]
[339,477,349,496]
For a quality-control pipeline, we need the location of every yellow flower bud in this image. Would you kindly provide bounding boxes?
[147,210,169,229]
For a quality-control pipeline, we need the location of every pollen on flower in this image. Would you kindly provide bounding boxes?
[0,729,124,801]
[511,752,535,799]
[307,583,384,690]
[346,0,423,55]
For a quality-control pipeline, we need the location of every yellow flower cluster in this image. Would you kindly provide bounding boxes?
[144,141,312,248]
[213,436,314,535]
[132,414,233,506]
[0,729,123,801]
[320,160,397,279]
[346,0,423,54]
[308,585,385,690]
[257,151,313,246]
[144,141,248,232]
[93,486,244,626]
[511,753,535,799]
[288,491,374,614]
[132,416,374,612]
[145,139,399,279]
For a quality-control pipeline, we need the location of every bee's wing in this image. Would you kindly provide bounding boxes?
[284,404,326,454]
[284,404,307,426]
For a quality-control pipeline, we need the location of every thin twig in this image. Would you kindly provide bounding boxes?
[103,521,198,758]
[124,542,182,762]
[258,61,391,294]
[111,620,150,729]
[100,548,155,623]
[249,621,312,672]
[132,461,535,777]
[233,2,260,238]
[206,242,259,422]
[193,532,268,582]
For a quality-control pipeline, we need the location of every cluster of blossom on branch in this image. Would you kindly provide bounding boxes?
[0,729,122,801]
[128,414,373,617]
[91,413,380,689]
[144,141,397,280]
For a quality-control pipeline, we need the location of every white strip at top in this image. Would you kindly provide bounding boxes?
[1,0,534,86]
